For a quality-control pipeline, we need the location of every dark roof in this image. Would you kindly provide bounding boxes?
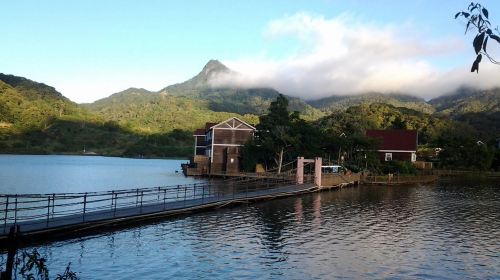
[366,129,417,151]
[193,128,205,136]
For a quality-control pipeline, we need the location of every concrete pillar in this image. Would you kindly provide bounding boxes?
[296,157,304,184]
[314,157,322,187]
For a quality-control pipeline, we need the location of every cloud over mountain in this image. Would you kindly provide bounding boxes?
[210,13,500,100]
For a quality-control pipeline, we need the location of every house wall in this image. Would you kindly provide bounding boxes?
[377,151,413,162]
[210,145,226,173]
[208,128,253,173]
[213,129,253,145]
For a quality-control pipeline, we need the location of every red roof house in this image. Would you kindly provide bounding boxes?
[366,129,418,162]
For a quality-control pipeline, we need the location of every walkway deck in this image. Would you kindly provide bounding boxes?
[0,181,315,247]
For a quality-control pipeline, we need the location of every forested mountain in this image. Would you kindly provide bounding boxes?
[85,87,258,134]
[0,75,195,156]
[307,92,435,114]
[315,103,456,144]
[0,73,82,129]
[154,60,324,119]
[1,60,500,158]
[429,87,500,115]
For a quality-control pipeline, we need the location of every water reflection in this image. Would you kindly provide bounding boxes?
[5,179,499,279]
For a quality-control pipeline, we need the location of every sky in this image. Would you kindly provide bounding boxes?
[1,0,500,103]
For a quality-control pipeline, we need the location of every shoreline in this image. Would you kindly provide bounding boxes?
[0,152,190,161]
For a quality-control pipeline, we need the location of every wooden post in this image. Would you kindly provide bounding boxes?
[314,157,322,187]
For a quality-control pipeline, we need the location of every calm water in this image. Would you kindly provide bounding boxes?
[1,156,499,279]
[0,155,205,194]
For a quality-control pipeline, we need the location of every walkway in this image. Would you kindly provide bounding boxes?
[1,180,315,247]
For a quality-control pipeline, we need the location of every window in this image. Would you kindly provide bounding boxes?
[385,153,392,161]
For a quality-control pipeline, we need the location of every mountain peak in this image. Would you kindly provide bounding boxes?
[200,59,230,77]
[161,60,232,93]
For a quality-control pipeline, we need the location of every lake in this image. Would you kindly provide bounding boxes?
[0,155,205,194]
[1,155,499,279]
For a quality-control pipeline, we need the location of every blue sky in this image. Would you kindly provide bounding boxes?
[1,0,500,102]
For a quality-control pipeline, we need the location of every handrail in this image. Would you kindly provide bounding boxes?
[1,176,295,234]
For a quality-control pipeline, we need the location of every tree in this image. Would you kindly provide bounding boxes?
[254,94,298,173]
[455,2,500,72]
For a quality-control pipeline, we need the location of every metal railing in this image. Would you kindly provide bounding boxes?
[1,175,297,234]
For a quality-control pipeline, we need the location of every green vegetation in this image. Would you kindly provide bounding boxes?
[1,60,499,164]
[429,87,500,115]
[243,96,500,173]
[307,92,435,114]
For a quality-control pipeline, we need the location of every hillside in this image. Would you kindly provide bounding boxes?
[0,74,85,130]
[315,103,454,144]
[0,74,194,157]
[307,92,435,114]
[85,87,259,134]
[429,87,500,115]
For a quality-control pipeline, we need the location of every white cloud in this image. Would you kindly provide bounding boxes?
[210,12,500,100]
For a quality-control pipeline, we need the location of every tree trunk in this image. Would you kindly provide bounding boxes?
[277,147,284,174]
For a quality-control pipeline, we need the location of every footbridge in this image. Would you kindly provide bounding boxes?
[0,157,359,247]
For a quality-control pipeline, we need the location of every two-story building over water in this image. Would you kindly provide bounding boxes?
[184,117,256,175]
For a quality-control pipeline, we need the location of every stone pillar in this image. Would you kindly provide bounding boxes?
[296,157,304,184]
[314,157,322,187]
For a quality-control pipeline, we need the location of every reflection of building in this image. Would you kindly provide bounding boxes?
[186,117,256,175]
[366,129,418,162]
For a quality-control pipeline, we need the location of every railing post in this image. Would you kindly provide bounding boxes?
[163,189,167,210]
[136,189,139,207]
[202,184,205,203]
[111,191,115,209]
[184,186,187,206]
[52,194,55,218]
[13,195,17,225]
[4,197,9,234]
[193,183,197,199]
[157,187,161,202]
[83,193,87,222]
[113,193,117,218]
[176,185,180,199]
[46,196,51,226]
[140,191,144,213]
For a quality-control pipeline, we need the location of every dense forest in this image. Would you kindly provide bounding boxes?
[0,60,499,170]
